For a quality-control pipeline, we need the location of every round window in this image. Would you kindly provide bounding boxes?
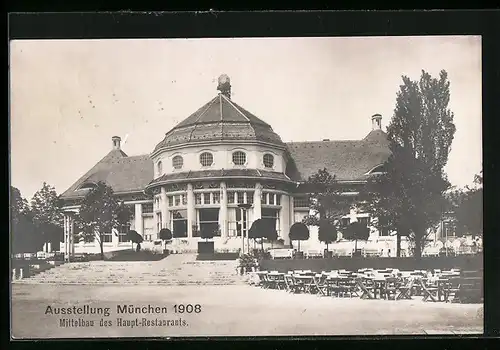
[232,151,246,166]
[172,155,183,169]
[200,152,214,167]
[263,153,274,168]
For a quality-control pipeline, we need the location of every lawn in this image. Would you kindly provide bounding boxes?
[11,283,483,338]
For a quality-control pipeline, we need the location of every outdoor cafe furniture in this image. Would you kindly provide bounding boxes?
[266,272,287,290]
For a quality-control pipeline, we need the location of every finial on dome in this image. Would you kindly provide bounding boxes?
[371,114,382,131]
[217,74,231,99]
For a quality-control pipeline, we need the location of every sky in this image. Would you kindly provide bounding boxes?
[10,36,482,200]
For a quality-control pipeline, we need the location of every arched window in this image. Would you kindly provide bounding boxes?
[232,151,246,166]
[263,153,274,168]
[200,152,214,167]
[157,161,163,175]
[172,155,183,170]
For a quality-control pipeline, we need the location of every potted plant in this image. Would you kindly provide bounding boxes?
[126,230,144,252]
[198,226,215,254]
[159,228,172,253]
[237,254,257,275]
[289,222,309,258]
[342,221,370,257]
[318,219,336,258]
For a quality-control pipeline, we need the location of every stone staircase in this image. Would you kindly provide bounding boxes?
[13,254,244,286]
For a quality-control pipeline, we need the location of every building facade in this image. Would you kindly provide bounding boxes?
[60,75,399,255]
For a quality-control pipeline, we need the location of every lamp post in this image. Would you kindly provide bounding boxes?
[238,203,252,256]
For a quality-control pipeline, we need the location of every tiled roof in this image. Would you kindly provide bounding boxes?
[153,94,284,152]
[60,150,153,199]
[60,132,390,199]
[285,131,391,182]
[146,169,293,188]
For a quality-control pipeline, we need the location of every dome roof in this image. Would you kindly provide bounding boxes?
[153,93,284,152]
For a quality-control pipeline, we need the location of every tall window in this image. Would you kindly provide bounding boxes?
[232,151,246,165]
[118,224,130,243]
[156,212,162,233]
[293,196,309,208]
[262,208,279,235]
[171,210,188,238]
[200,152,214,167]
[235,208,249,237]
[195,193,202,205]
[142,203,154,213]
[199,209,220,237]
[172,155,183,170]
[358,217,370,227]
[263,153,274,168]
[157,161,163,176]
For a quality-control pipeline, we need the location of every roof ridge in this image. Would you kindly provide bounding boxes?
[188,96,219,142]
[221,94,250,122]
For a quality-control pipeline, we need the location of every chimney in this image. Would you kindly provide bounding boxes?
[112,136,121,150]
[371,114,382,131]
[217,74,231,99]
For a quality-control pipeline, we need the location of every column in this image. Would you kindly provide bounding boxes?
[253,183,262,220]
[220,182,228,238]
[161,187,170,229]
[187,183,195,238]
[135,203,143,236]
[289,194,295,226]
[69,215,75,256]
[280,194,290,246]
[63,214,69,261]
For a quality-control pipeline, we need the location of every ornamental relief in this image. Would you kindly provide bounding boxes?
[165,184,188,192]
[227,181,255,189]
[151,188,161,195]
[117,193,151,202]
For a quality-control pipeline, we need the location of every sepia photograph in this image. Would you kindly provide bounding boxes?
[10,35,483,338]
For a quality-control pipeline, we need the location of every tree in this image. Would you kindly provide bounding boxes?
[30,182,64,251]
[318,219,336,252]
[289,222,310,252]
[448,172,483,236]
[342,221,370,254]
[360,70,456,258]
[248,218,278,251]
[303,168,353,229]
[159,228,173,241]
[200,225,216,242]
[76,181,132,260]
[127,230,144,251]
[11,186,38,253]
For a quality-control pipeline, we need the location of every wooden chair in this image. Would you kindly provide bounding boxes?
[384,277,400,300]
[396,277,414,300]
[357,277,375,299]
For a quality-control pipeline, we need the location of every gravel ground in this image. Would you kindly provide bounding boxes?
[11,284,483,338]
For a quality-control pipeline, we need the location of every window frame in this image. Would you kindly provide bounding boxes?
[157,160,163,176]
[263,153,274,169]
[199,152,214,167]
[172,155,184,170]
[232,151,247,166]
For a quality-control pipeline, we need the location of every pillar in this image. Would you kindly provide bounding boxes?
[63,214,69,261]
[187,183,195,238]
[280,194,290,246]
[161,187,170,229]
[135,203,143,236]
[220,182,228,238]
[69,215,75,255]
[289,194,295,226]
[253,183,262,220]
